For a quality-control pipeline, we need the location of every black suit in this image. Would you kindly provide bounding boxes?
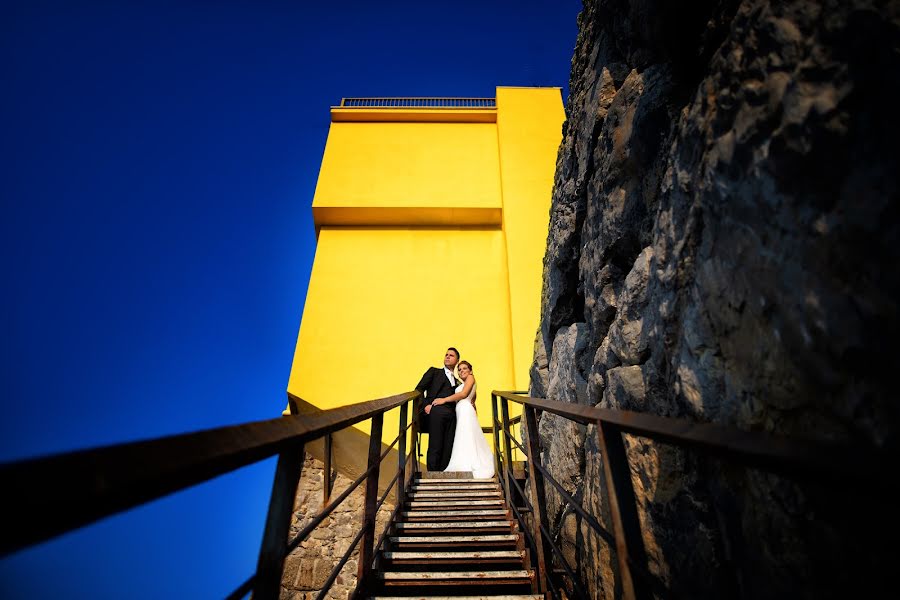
[416,366,459,471]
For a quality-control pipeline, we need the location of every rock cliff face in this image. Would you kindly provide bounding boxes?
[531,1,899,598]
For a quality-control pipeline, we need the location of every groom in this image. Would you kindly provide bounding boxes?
[415,347,461,471]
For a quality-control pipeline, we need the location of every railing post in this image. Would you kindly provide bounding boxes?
[357,413,384,592]
[500,398,515,516]
[597,420,649,600]
[523,406,552,594]
[253,443,305,600]
[491,394,502,490]
[412,395,421,477]
[323,432,333,504]
[397,400,408,504]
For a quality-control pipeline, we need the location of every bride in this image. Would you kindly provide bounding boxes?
[431,360,495,478]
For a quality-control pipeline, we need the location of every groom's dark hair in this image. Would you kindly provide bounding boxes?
[447,347,460,360]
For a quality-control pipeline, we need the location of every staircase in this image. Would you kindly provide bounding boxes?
[369,472,542,600]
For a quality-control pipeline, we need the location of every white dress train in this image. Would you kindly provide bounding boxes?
[443,382,495,479]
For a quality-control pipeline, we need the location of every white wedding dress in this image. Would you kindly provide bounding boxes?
[443,381,495,478]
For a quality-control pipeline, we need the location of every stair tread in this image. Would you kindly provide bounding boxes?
[416,477,497,483]
[390,535,518,543]
[371,596,543,600]
[407,485,500,494]
[409,489,499,494]
[381,570,532,581]
[410,489,501,493]
[407,500,504,507]
[409,491,500,500]
[411,482,499,487]
[401,510,508,518]
[396,521,511,529]
[383,551,523,559]
[419,473,478,479]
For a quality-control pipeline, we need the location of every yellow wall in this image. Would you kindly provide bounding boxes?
[289,228,515,445]
[496,87,565,389]
[287,88,564,464]
[313,122,501,209]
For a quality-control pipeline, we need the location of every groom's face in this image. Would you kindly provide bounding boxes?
[443,349,459,369]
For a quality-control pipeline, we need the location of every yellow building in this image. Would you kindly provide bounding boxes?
[287,88,564,473]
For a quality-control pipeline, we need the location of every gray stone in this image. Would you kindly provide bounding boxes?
[281,452,393,595]
[547,323,590,405]
[600,365,645,410]
[529,328,550,398]
[532,0,900,597]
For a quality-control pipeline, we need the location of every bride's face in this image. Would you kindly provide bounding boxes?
[458,363,471,378]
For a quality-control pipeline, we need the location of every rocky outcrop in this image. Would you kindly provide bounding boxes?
[532,1,899,598]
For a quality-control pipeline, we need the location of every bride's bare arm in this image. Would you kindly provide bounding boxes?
[434,375,475,405]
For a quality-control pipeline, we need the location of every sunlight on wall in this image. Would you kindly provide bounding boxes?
[288,88,564,464]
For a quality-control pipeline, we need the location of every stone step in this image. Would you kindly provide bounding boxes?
[379,570,534,585]
[388,534,519,548]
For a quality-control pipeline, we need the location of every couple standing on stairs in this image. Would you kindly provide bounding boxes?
[416,347,495,478]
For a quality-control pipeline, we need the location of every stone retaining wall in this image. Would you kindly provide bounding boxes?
[280,453,395,600]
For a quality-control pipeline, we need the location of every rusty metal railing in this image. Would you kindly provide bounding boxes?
[0,390,423,600]
[339,97,496,108]
[491,390,891,600]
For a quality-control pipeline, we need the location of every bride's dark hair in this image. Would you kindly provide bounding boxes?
[458,360,473,372]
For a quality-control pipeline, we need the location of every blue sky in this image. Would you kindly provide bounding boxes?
[1,1,580,597]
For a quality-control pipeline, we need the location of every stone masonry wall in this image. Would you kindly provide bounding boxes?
[280,453,394,600]
[531,1,899,599]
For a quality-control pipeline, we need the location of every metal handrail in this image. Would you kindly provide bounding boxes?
[496,415,590,599]
[285,418,412,555]
[530,456,616,547]
[315,451,414,600]
[491,390,891,600]
[494,391,890,487]
[339,97,496,108]
[0,390,422,600]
